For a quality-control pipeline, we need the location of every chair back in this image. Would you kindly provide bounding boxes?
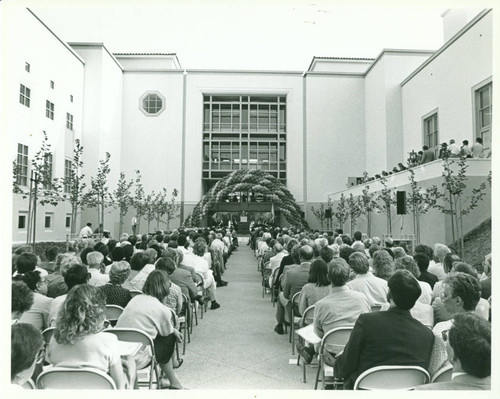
[42,327,55,344]
[431,364,453,383]
[291,291,301,316]
[371,304,382,312]
[262,266,273,281]
[129,289,143,298]
[104,304,124,325]
[353,365,430,390]
[299,305,315,328]
[320,326,353,357]
[36,367,116,389]
[22,379,35,389]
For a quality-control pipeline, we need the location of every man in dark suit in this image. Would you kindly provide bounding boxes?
[420,145,436,165]
[414,253,438,289]
[415,312,490,390]
[334,269,434,389]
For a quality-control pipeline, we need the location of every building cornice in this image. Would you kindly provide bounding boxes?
[303,71,365,78]
[69,42,124,71]
[27,8,85,66]
[185,69,303,75]
[364,49,435,76]
[401,8,492,87]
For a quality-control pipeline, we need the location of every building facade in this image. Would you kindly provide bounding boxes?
[5,7,492,243]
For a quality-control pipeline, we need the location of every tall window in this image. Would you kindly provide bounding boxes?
[18,213,27,229]
[46,100,55,120]
[202,95,287,191]
[43,153,53,189]
[64,159,72,193]
[19,84,30,107]
[44,213,53,229]
[16,144,29,186]
[25,62,30,72]
[476,83,492,152]
[423,113,439,156]
[66,113,74,130]
[50,80,55,89]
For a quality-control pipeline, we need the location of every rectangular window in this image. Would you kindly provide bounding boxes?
[66,215,71,229]
[66,113,74,130]
[423,113,439,156]
[476,83,492,153]
[50,80,55,89]
[25,62,30,72]
[46,100,55,119]
[18,214,27,229]
[70,94,74,103]
[19,84,30,107]
[64,159,72,193]
[44,213,53,229]
[43,153,53,190]
[16,143,29,186]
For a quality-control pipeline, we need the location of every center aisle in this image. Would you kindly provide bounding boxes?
[175,241,315,389]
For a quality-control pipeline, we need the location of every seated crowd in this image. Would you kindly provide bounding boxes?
[252,226,491,390]
[10,227,237,389]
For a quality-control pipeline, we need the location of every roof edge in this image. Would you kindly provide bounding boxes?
[68,42,124,71]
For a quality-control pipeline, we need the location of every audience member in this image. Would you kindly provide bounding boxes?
[413,252,438,289]
[48,285,134,389]
[429,244,451,281]
[116,270,184,389]
[12,280,34,321]
[46,253,80,298]
[100,261,133,308]
[471,137,484,158]
[13,252,48,278]
[334,270,434,389]
[87,251,110,287]
[15,271,52,331]
[298,259,331,315]
[416,312,490,390]
[347,252,388,306]
[11,323,44,387]
[371,250,393,281]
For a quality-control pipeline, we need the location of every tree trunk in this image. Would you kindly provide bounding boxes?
[119,213,123,236]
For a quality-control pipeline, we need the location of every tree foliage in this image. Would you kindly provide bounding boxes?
[332,193,349,232]
[347,193,363,234]
[359,172,380,236]
[113,172,134,235]
[378,174,397,235]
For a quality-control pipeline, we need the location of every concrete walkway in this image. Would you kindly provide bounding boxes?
[175,242,316,389]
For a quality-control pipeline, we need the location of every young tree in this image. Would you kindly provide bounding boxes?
[332,193,349,232]
[144,191,156,233]
[163,188,180,230]
[132,170,146,234]
[153,189,167,230]
[311,202,327,229]
[359,172,380,237]
[82,152,113,230]
[113,172,134,236]
[377,174,397,236]
[406,168,437,245]
[347,193,362,235]
[427,157,488,256]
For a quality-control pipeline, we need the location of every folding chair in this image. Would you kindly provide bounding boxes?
[195,272,210,318]
[289,291,302,347]
[22,379,35,389]
[105,327,159,390]
[42,326,55,344]
[431,364,453,383]
[262,265,273,298]
[314,326,353,390]
[129,289,143,298]
[295,305,316,383]
[270,268,281,306]
[177,294,191,354]
[36,367,117,389]
[353,365,430,390]
[104,304,124,327]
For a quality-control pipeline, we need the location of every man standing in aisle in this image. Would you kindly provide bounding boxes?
[79,222,93,238]
[131,215,138,235]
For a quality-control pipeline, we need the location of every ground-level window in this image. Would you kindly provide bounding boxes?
[45,213,53,229]
[423,113,439,157]
[476,83,492,153]
[18,213,27,229]
[66,214,71,229]
[16,143,29,186]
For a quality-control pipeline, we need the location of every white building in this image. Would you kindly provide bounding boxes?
[4,7,491,244]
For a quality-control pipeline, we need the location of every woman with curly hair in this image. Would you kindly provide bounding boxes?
[100,261,132,308]
[47,284,135,389]
[372,250,394,281]
[116,270,185,389]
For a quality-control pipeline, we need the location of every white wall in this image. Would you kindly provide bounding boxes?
[402,12,492,156]
[4,7,85,243]
[305,74,366,203]
[310,59,372,73]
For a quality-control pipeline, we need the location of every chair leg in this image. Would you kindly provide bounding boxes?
[303,357,307,383]
[292,327,295,354]
[182,323,187,355]
[314,358,322,390]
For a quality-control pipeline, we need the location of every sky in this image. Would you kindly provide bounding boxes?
[2,0,479,71]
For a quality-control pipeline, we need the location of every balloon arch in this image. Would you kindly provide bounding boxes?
[184,169,308,229]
